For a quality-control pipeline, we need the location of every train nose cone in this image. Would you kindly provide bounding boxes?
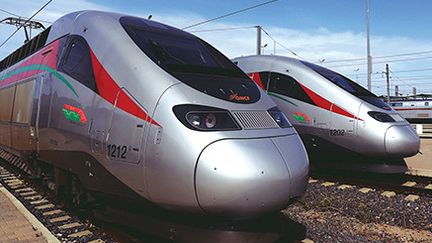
[195,135,309,219]
[385,125,420,158]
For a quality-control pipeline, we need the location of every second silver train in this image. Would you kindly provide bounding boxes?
[233,55,420,173]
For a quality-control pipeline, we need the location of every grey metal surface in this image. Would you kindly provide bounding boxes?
[233,55,420,160]
[385,125,420,157]
[195,135,308,218]
[0,11,309,219]
[232,110,279,129]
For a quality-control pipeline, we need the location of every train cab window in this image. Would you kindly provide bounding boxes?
[59,36,98,94]
[268,72,314,105]
[120,16,260,104]
[301,61,391,110]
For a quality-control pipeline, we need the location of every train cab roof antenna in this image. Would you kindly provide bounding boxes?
[1,17,45,43]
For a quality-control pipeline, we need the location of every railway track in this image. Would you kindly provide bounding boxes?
[310,170,432,198]
[0,151,115,243]
[0,149,306,243]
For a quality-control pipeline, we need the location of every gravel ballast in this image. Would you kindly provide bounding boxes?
[285,179,432,242]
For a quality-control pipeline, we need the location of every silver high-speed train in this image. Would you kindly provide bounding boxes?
[0,11,309,221]
[233,55,420,173]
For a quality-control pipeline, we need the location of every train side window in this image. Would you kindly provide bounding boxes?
[0,86,16,122]
[268,72,315,105]
[12,81,35,124]
[60,36,98,94]
[425,102,429,106]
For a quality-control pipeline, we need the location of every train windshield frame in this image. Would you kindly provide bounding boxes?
[120,16,260,103]
[301,61,390,110]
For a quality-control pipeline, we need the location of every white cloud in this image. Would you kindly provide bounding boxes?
[1,1,432,95]
[0,0,109,58]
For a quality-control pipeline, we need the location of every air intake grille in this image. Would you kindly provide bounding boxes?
[232,111,278,129]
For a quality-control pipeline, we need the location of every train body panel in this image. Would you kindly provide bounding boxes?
[390,99,432,123]
[0,11,309,219]
[233,55,420,172]
[145,82,301,212]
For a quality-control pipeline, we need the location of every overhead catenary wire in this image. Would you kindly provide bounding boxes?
[190,26,256,33]
[345,67,432,77]
[326,55,432,68]
[0,0,53,49]
[322,50,432,64]
[260,26,304,59]
[0,7,52,24]
[182,0,278,30]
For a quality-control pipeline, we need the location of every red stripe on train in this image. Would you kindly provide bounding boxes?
[299,83,363,121]
[248,72,266,90]
[89,50,159,126]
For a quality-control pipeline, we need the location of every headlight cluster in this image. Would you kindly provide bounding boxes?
[268,107,292,128]
[367,111,395,122]
[174,105,292,131]
[173,105,240,131]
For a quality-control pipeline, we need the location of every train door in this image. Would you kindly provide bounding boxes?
[29,76,43,152]
[106,88,146,164]
[30,74,54,153]
[0,86,16,149]
[10,79,36,152]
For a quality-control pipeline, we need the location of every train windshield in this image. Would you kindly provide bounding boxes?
[301,61,390,110]
[120,16,260,103]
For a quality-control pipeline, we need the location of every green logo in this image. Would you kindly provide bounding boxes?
[62,108,81,123]
[292,112,310,123]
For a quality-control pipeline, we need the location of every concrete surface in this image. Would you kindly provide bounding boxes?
[0,184,59,243]
[405,138,432,177]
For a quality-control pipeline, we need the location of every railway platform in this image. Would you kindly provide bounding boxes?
[406,137,432,177]
[0,183,58,243]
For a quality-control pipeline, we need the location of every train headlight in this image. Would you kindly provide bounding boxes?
[268,107,291,128]
[174,105,241,131]
[187,114,201,127]
[205,113,217,128]
[368,111,395,122]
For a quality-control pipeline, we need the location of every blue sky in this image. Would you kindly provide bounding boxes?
[1,0,432,96]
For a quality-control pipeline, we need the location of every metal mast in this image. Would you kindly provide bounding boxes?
[256,25,262,55]
[366,0,372,91]
[385,64,390,103]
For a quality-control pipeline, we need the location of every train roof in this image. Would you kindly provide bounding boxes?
[233,54,304,66]
[47,10,194,44]
[0,10,196,73]
[388,94,432,102]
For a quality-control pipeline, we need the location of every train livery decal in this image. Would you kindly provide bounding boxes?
[248,71,362,121]
[0,38,158,125]
[292,112,310,123]
[62,104,87,124]
[0,41,79,97]
[89,50,159,126]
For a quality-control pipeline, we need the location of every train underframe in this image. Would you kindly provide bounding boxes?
[300,134,408,174]
[0,146,306,242]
